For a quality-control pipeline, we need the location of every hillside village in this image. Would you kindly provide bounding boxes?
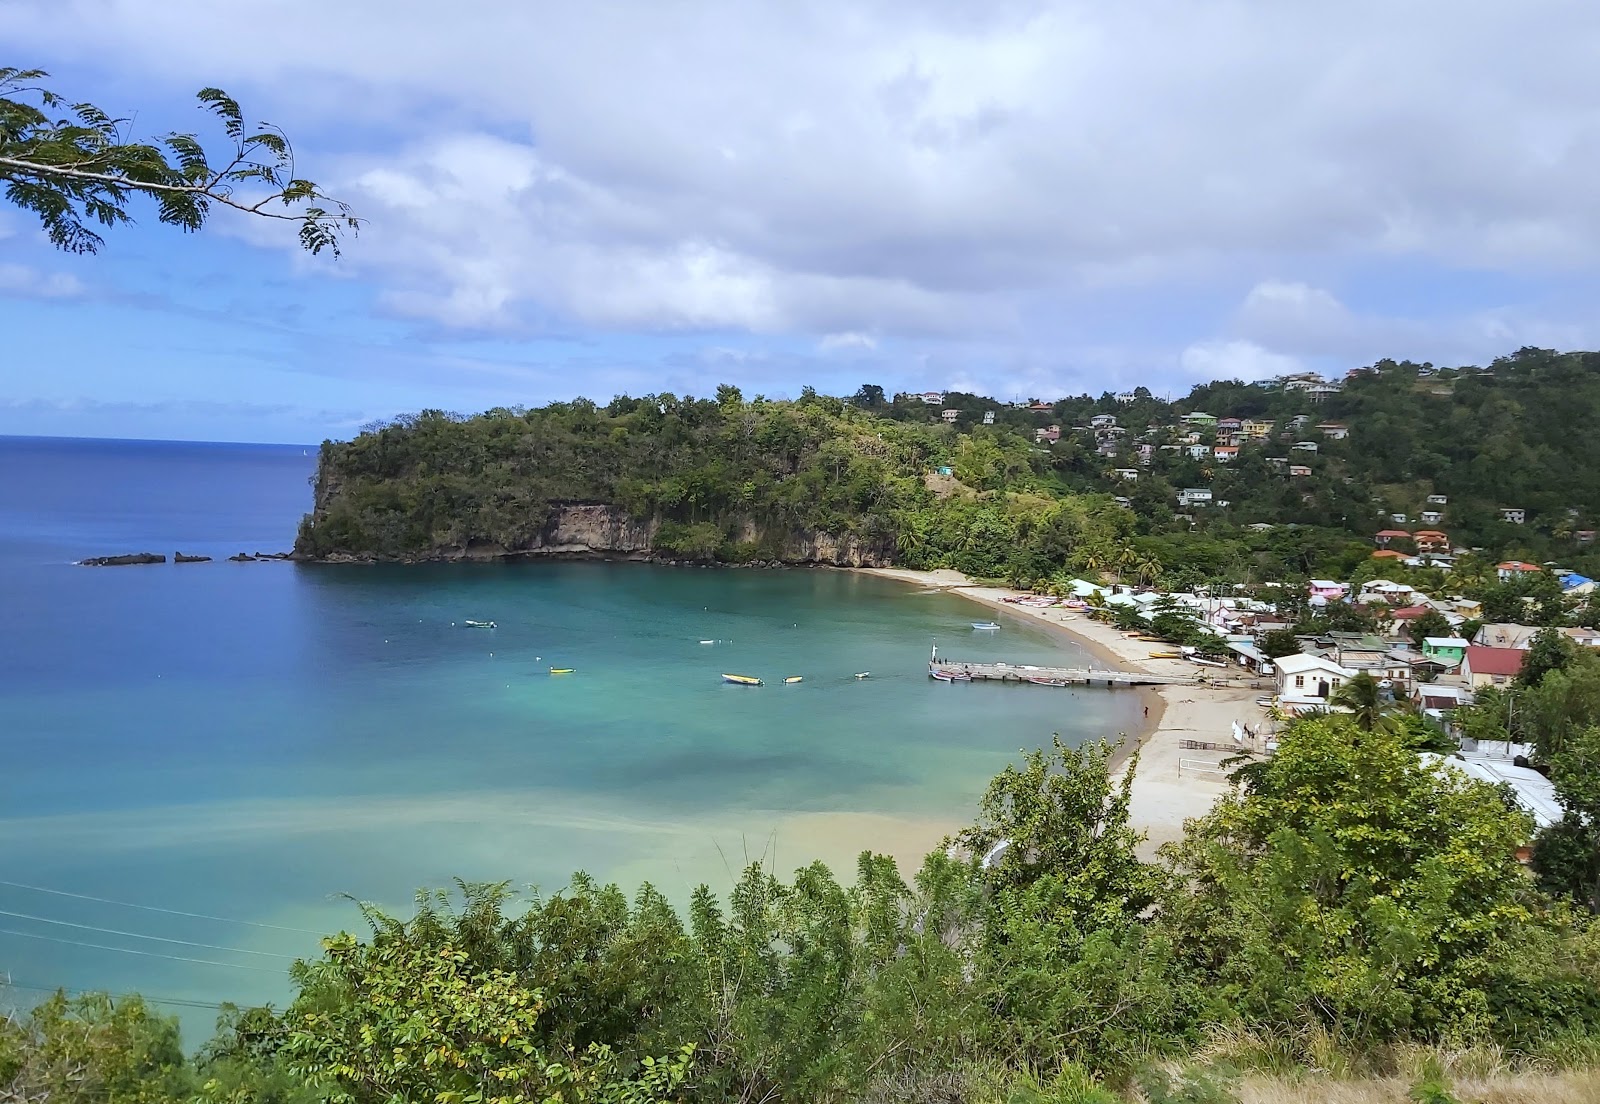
[879,348,1600,571]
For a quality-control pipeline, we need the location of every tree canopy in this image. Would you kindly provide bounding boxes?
[1,67,355,254]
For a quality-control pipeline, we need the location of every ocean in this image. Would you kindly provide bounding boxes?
[0,435,1142,1035]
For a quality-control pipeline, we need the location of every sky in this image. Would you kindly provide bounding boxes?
[4,1,1600,443]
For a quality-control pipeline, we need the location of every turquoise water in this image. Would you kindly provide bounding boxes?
[0,436,1141,1031]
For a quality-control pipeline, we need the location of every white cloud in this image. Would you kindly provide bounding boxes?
[1179,340,1303,382]
[1230,279,1600,367]
[5,0,1600,376]
[0,263,86,299]
[818,332,879,354]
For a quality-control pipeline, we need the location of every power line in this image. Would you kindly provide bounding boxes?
[0,908,296,960]
[1,980,228,1012]
[0,879,324,935]
[0,926,281,973]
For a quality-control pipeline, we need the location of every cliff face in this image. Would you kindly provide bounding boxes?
[298,477,893,567]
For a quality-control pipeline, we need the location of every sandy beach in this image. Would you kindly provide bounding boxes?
[858,567,1275,855]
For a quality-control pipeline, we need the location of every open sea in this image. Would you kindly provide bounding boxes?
[0,435,1141,1037]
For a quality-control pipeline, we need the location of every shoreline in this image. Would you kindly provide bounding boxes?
[853,566,1268,854]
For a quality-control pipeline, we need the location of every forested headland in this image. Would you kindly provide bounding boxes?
[294,347,1600,589]
[7,709,1600,1104]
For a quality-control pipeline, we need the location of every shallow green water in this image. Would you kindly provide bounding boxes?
[0,439,1142,1034]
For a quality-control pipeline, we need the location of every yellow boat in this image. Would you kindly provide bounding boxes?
[549,667,574,674]
[722,673,763,686]
[784,676,803,684]
[1148,651,1182,659]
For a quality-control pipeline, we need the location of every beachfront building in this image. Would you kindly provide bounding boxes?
[1273,653,1352,711]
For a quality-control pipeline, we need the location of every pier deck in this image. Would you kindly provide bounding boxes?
[930,659,1238,688]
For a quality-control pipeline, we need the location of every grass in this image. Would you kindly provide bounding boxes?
[1229,1070,1600,1103]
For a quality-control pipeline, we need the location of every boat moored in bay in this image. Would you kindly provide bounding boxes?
[722,673,763,686]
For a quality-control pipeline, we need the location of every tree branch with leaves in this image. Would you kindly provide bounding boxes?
[0,67,357,255]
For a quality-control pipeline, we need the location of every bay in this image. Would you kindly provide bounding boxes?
[0,435,1141,1033]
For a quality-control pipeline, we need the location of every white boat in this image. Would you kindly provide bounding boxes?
[698,639,715,644]
[464,619,496,629]
[854,672,870,680]
[930,668,972,683]
[971,621,1000,631]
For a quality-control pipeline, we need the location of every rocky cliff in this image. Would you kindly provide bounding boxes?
[297,484,893,567]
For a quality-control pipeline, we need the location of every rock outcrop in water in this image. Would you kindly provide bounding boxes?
[80,552,166,566]
[175,552,212,563]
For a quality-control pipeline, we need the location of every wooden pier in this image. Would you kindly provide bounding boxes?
[929,659,1235,688]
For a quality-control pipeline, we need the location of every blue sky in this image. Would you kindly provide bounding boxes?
[5,1,1600,443]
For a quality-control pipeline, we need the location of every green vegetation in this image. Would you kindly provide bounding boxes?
[297,349,1600,593]
[7,717,1599,1103]
[1,67,354,254]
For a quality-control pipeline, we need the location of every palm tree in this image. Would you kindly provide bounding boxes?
[1137,554,1164,588]
[1115,544,1140,586]
[1329,671,1391,732]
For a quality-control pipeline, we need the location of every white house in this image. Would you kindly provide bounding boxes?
[982,411,995,425]
[1358,579,1420,605]
[1420,510,1443,525]
[1091,414,1118,428]
[1501,507,1526,524]
[1273,653,1353,711]
[1293,441,1320,453]
[1426,494,1448,506]
[1113,468,1139,481]
[940,408,959,423]
[1186,443,1211,459]
[914,391,946,405]
[1177,487,1213,508]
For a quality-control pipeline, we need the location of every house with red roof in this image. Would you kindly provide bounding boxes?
[1212,445,1239,462]
[1496,560,1543,581]
[1371,549,1406,560]
[1375,529,1410,547]
[1413,530,1450,553]
[1462,646,1526,688]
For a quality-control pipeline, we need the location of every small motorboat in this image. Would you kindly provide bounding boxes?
[854,672,870,680]
[1026,676,1068,687]
[1189,656,1228,668]
[464,619,496,629]
[699,639,715,644]
[549,667,574,674]
[784,676,803,684]
[722,673,763,686]
[1149,650,1182,659]
[970,621,1000,631]
[930,668,972,683]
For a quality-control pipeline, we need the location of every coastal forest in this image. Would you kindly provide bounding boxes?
[295,347,1600,591]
